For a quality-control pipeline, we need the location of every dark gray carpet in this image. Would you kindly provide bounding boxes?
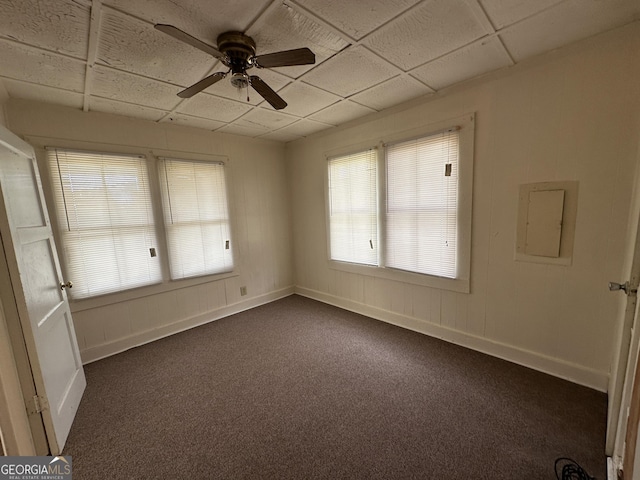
[63,294,607,479]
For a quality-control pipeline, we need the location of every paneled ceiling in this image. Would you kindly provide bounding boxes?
[0,0,638,142]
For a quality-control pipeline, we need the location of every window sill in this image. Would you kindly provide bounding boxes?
[328,260,470,293]
[68,270,239,312]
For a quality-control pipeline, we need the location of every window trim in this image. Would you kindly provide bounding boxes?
[325,113,475,293]
[29,137,239,312]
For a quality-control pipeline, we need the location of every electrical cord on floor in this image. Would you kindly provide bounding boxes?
[554,457,596,480]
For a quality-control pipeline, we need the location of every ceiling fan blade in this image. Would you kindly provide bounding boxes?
[249,76,287,110]
[178,72,226,98]
[253,48,315,68]
[155,24,223,59]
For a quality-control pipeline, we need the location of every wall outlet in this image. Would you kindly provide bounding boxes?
[240,286,247,296]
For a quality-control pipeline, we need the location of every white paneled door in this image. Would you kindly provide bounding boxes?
[0,126,85,454]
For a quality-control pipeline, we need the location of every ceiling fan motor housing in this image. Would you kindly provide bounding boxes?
[217,31,256,74]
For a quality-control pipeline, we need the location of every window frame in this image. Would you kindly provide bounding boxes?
[158,156,235,281]
[46,147,163,299]
[325,113,474,293]
[33,138,238,311]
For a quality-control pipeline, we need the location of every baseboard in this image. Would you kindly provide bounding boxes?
[80,286,295,364]
[295,287,609,392]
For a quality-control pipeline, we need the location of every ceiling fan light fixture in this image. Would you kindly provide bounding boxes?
[230,72,250,89]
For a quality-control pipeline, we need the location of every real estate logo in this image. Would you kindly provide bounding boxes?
[0,456,72,480]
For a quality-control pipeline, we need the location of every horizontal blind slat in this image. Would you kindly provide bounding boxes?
[384,130,459,278]
[328,149,378,266]
[47,148,161,299]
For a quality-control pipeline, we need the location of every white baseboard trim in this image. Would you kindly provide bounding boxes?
[80,286,295,364]
[295,287,609,392]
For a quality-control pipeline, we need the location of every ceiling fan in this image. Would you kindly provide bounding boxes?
[155,24,316,110]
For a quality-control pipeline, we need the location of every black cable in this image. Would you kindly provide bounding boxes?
[554,457,596,480]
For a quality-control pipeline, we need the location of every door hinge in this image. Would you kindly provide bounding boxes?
[26,394,49,415]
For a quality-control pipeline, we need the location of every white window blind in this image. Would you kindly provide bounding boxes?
[327,149,378,266]
[384,129,459,278]
[47,149,161,299]
[159,158,233,280]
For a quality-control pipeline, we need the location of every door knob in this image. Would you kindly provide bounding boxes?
[60,281,73,290]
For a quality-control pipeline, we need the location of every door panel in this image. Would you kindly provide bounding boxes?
[0,126,85,454]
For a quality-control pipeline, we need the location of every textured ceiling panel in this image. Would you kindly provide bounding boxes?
[479,0,563,29]
[92,66,181,110]
[217,122,268,137]
[410,36,511,90]
[103,0,270,41]
[3,80,83,109]
[350,75,432,110]
[362,0,488,70]
[0,0,90,58]
[237,108,299,130]
[277,82,340,117]
[294,0,420,40]
[90,97,167,121]
[176,94,252,122]
[97,10,214,86]
[500,0,640,62]
[259,130,302,143]
[162,113,226,131]
[309,100,376,125]
[2,0,639,142]
[275,118,332,137]
[0,40,85,91]
[247,2,350,78]
[302,45,400,97]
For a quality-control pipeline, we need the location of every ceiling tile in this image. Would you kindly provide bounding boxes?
[294,0,420,40]
[92,66,181,110]
[103,0,271,40]
[309,100,376,125]
[247,2,350,78]
[259,130,302,143]
[351,75,432,110]
[201,69,292,106]
[237,108,299,130]
[303,45,400,97]
[217,123,268,137]
[410,36,512,90]
[275,119,333,137]
[500,0,640,62]
[89,97,167,121]
[97,10,214,87]
[0,0,89,58]
[176,94,252,122]
[161,113,225,131]
[0,40,85,92]
[277,82,340,117]
[479,0,563,29]
[3,80,84,109]
[362,0,488,70]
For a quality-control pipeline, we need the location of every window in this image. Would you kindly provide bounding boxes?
[385,130,459,278]
[48,149,161,299]
[325,116,473,292]
[327,149,378,266]
[159,158,233,280]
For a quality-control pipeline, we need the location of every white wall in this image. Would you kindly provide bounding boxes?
[0,81,8,127]
[287,24,640,391]
[5,100,294,362]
